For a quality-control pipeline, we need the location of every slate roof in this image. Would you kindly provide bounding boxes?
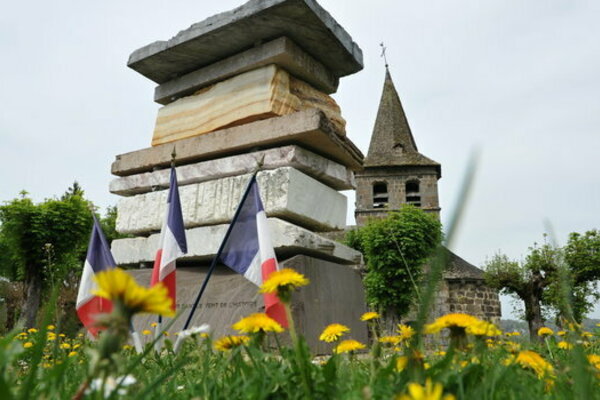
[441,248,485,280]
[422,247,485,281]
[364,68,441,177]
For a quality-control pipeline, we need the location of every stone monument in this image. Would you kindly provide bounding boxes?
[110,0,368,353]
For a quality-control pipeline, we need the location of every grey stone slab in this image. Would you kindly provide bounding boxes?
[155,37,339,105]
[109,145,354,196]
[112,218,363,266]
[128,0,363,84]
[111,109,364,176]
[116,167,347,234]
[129,255,368,354]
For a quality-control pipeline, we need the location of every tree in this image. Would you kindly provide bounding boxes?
[484,241,559,341]
[346,205,442,317]
[485,231,600,340]
[0,185,97,327]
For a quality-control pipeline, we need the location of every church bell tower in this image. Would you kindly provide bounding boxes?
[355,68,441,226]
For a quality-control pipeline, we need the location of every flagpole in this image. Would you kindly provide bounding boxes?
[174,172,259,353]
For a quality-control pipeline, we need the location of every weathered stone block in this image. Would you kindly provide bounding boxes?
[112,109,363,176]
[110,145,354,196]
[129,255,367,354]
[151,65,345,146]
[116,167,346,234]
[112,218,363,266]
[128,0,363,84]
[155,37,338,104]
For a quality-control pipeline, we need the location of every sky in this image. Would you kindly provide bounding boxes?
[1,1,599,319]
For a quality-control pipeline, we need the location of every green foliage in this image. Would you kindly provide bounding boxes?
[346,206,442,316]
[0,189,93,287]
[0,183,122,329]
[485,231,600,332]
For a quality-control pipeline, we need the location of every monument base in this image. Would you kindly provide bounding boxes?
[129,255,367,354]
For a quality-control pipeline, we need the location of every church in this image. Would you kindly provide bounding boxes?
[354,67,501,323]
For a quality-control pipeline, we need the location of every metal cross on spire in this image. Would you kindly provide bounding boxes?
[380,42,389,68]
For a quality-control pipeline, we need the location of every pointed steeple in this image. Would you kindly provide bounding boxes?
[364,68,440,176]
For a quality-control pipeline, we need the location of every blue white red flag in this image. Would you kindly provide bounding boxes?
[219,175,287,327]
[76,216,115,336]
[150,166,187,311]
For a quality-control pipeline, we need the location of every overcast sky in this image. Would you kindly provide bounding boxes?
[1,1,599,319]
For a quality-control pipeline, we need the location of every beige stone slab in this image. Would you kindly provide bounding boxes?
[154,37,339,104]
[129,255,367,354]
[109,145,354,196]
[111,218,363,266]
[151,65,345,146]
[115,167,347,234]
[112,109,363,176]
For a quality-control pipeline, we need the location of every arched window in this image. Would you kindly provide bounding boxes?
[373,182,388,208]
[405,180,421,207]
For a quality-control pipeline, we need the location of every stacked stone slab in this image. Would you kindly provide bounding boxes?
[110,0,368,351]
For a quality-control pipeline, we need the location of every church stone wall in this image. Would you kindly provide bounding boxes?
[445,280,502,323]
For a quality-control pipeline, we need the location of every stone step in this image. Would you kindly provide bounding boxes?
[151,65,345,146]
[129,255,368,354]
[111,109,364,176]
[155,37,338,105]
[111,217,362,266]
[116,167,347,234]
[128,0,363,84]
[109,145,354,196]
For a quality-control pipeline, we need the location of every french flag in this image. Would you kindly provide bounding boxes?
[219,175,287,328]
[76,216,115,336]
[150,166,187,312]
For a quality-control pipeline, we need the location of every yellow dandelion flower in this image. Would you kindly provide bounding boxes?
[557,341,573,350]
[17,332,27,338]
[319,323,350,343]
[27,328,38,334]
[58,333,66,338]
[587,354,600,370]
[73,344,81,349]
[557,330,566,336]
[163,331,170,336]
[506,331,521,337]
[397,379,455,400]
[360,312,380,321]
[150,322,158,328]
[232,313,284,334]
[122,345,133,350]
[582,331,593,338]
[68,351,77,357]
[77,333,84,338]
[334,339,366,354]
[42,362,53,369]
[60,343,71,350]
[93,268,174,317]
[47,325,55,331]
[424,313,480,334]
[214,335,250,351]
[259,268,309,296]
[379,336,402,345]
[398,324,415,340]
[396,356,408,372]
[537,327,553,336]
[466,320,501,337]
[142,330,152,335]
[514,350,553,378]
[23,342,33,349]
